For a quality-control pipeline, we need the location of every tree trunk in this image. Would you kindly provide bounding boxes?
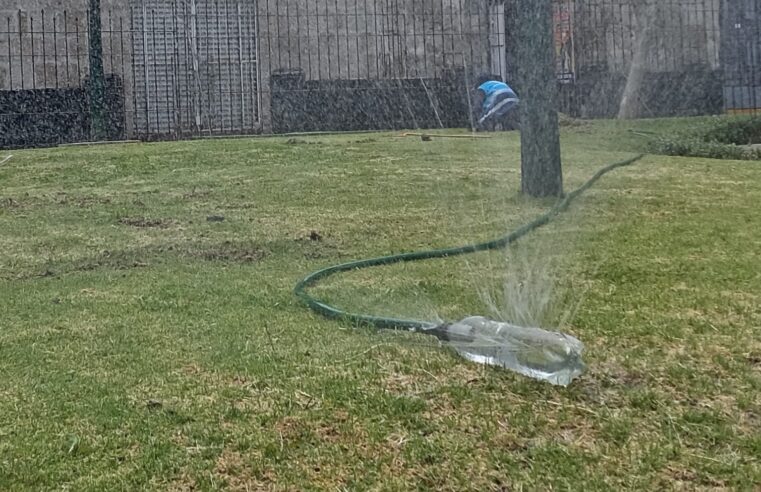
[515,0,563,198]
[618,1,658,119]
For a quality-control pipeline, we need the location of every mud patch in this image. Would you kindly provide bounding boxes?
[75,249,152,272]
[214,449,271,491]
[576,362,644,407]
[0,197,23,209]
[302,248,339,260]
[295,229,323,242]
[55,192,112,207]
[298,241,340,260]
[182,188,213,200]
[0,193,51,210]
[286,138,322,145]
[275,416,307,441]
[186,241,267,263]
[13,240,268,281]
[118,217,173,228]
[293,230,343,259]
[166,472,198,492]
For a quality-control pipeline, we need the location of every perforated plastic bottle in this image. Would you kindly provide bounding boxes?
[436,316,586,386]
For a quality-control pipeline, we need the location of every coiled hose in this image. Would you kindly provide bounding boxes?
[294,154,644,335]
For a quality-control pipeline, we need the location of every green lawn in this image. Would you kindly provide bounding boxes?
[1,120,760,490]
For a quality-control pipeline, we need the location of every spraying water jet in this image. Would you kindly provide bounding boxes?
[294,155,644,386]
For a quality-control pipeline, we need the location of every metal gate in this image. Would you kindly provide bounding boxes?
[131,0,260,137]
[723,0,761,114]
[489,2,508,82]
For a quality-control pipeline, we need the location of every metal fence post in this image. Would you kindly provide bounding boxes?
[88,0,107,139]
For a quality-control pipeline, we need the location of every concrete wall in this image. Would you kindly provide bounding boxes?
[257,0,491,81]
[0,0,135,135]
[0,1,130,89]
[573,0,722,74]
[256,0,493,132]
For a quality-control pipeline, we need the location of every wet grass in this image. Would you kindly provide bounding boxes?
[1,120,760,490]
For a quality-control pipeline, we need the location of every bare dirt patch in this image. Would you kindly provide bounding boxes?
[21,241,268,279]
[165,472,198,492]
[182,188,213,200]
[294,229,325,243]
[55,192,112,207]
[213,449,270,491]
[293,230,344,259]
[286,138,323,145]
[0,197,24,209]
[187,241,267,263]
[75,249,151,271]
[118,217,173,228]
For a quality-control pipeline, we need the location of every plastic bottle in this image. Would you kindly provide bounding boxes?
[434,316,586,386]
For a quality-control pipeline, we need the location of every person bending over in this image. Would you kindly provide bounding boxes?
[474,75,520,131]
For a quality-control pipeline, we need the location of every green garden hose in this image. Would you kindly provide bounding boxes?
[294,154,644,336]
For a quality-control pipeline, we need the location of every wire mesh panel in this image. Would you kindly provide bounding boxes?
[490,2,507,82]
[1,11,77,90]
[257,0,497,132]
[130,0,260,138]
[194,0,260,134]
[258,0,493,81]
[722,0,761,114]
[131,1,178,135]
[562,0,725,117]
[572,0,721,72]
[0,9,119,147]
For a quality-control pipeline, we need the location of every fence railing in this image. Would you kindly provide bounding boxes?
[1,0,759,148]
[552,0,726,118]
[258,0,497,132]
[0,1,263,146]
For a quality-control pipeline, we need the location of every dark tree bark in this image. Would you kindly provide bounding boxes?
[515,0,563,198]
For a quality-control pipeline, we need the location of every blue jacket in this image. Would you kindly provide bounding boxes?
[478,81,518,112]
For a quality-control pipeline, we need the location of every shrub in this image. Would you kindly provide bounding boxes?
[649,137,761,160]
[702,117,761,145]
[647,117,761,160]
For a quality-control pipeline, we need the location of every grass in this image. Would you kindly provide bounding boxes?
[1,120,760,490]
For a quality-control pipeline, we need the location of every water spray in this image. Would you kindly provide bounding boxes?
[295,155,644,385]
